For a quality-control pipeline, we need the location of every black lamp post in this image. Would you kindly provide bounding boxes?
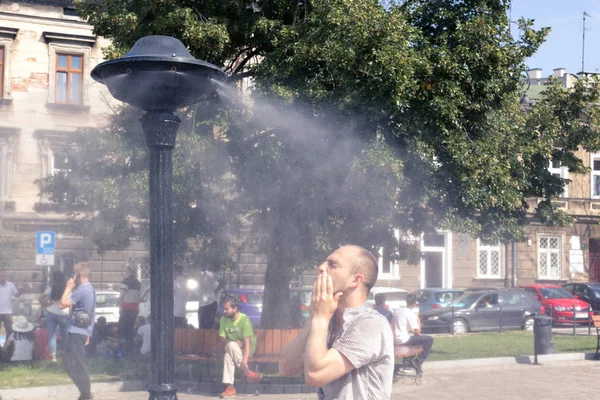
[91,36,225,400]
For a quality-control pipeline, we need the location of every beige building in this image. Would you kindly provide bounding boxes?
[0,0,147,293]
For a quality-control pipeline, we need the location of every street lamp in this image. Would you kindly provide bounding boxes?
[91,36,226,400]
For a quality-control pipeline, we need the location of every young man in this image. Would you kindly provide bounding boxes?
[60,262,96,400]
[392,293,434,377]
[0,270,20,340]
[218,296,262,399]
[279,245,394,400]
[118,266,141,356]
[374,293,393,323]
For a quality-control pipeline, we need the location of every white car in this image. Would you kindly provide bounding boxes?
[95,291,121,323]
[138,279,200,328]
[365,287,409,311]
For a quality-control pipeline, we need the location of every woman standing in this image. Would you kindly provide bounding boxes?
[39,271,70,361]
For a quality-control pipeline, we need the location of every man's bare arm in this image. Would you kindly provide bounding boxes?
[279,320,311,376]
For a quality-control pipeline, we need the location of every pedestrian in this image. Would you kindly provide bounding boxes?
[374,293,394,323]
[173,265,188,328]
[1,316,34,363]
[279,245,394,400]
[39,270,70,361]
[118,266,141,357]
[59,262,96,400]
[218,296,263,399]
[196,270,224,329]
[33,314,52,361]
[391,293,434,378]
[0,270,21,340]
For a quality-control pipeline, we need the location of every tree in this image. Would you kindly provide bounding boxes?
[60,0,600,327]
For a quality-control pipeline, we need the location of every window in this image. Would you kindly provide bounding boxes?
[0,27,18,100]
[547,159,568,197]
[477,241,502,278]
[377,229,401,279]
[0,128,18,202]
[591,154,600,199]
[51,150,73,177]
[55,54,82,105]
[538,236,561,279]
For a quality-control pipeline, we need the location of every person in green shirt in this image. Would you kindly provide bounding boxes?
[218,296,262,399]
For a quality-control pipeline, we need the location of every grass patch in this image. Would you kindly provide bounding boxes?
[428,331,597,361]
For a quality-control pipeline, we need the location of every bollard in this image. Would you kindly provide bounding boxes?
[499,303,503,333]
[590,308,593,336]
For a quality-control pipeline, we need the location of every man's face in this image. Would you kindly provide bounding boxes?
[223,301,238,319]
[317,247,358,294]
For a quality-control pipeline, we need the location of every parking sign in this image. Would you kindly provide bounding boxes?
[36,231,55,266]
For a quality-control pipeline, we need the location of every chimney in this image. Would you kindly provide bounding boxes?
[553,68,566,78]
[527,68,543,80]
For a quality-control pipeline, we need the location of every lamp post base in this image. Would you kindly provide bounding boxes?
[148,383,178,400]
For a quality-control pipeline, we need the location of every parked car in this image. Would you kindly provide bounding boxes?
[216,289,264,327]
[138,277,201,328]
[412,288,464,312]
[518,284,591,325]
[95,291,121,323]
[364,287,408,311]
[420,288,543,334]
[563,282,600,312]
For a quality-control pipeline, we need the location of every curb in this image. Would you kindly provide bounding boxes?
[425,351,597,370]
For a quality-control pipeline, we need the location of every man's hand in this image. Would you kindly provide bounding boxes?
[65,278,75,291]
[240,360,250,376]
[310,271,342,323]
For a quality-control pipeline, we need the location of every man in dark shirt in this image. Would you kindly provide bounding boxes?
[374,293,393,323]
[60,262,95,400]
[118,267,141,356]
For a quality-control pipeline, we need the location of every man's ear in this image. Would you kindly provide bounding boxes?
[351,273,364,288]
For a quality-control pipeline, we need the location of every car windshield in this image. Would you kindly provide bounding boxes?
[539,287,573,299]
[96,293,120,307]
[449,293,482,309]
[435,291,460,303]
[588,287,600,298]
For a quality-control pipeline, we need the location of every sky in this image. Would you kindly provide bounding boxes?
[511,0,600,75]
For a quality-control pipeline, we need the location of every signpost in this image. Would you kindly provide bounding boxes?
[36,231,55,266]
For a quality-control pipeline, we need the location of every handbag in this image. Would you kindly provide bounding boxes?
[73,311,92,329]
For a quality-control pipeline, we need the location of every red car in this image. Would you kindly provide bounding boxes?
[518,284,591,325]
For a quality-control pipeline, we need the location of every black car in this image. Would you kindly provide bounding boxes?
[563,282,600,312]
[420,289,542,334]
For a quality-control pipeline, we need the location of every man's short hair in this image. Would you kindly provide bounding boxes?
[347,246,378,292]
[75,262,91,277]
[406,294,418,306]
[224,295,240,310]
[374,293,386,306]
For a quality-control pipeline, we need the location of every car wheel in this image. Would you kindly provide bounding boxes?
[453,318,469,334]
[523,316,534,331]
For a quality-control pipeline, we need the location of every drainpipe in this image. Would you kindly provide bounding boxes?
[512,241,518,287]
[505,243,510,288]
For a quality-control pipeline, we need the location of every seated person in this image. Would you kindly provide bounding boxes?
[218,296,262,399]
[97,322,121,359]
[374,293,393,323]
[33,314,52,361]
[479,295,497,308]
[392,294,434,377]
[2,317,35,363]
[88,316,108,356]
[135,314,151,358]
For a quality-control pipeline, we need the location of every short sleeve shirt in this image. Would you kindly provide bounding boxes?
[137,324,151,355]
[219,313,257,354]
[68,282,96,337]
[44,287,69,316]
[0,281,18,314]
[392,307,419,344]
[320,307,394,400]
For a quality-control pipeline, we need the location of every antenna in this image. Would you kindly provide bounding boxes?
[583,11,591,73]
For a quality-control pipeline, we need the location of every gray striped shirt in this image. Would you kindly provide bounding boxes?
[319,306,394,400]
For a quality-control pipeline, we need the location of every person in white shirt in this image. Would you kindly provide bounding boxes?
[1,316,34,363]
[392,294,433,377]
[0,270,20,339]
[38,270,70,361]
[136,314,151,357]
[196,270,224,329]
[173,265,188,328]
